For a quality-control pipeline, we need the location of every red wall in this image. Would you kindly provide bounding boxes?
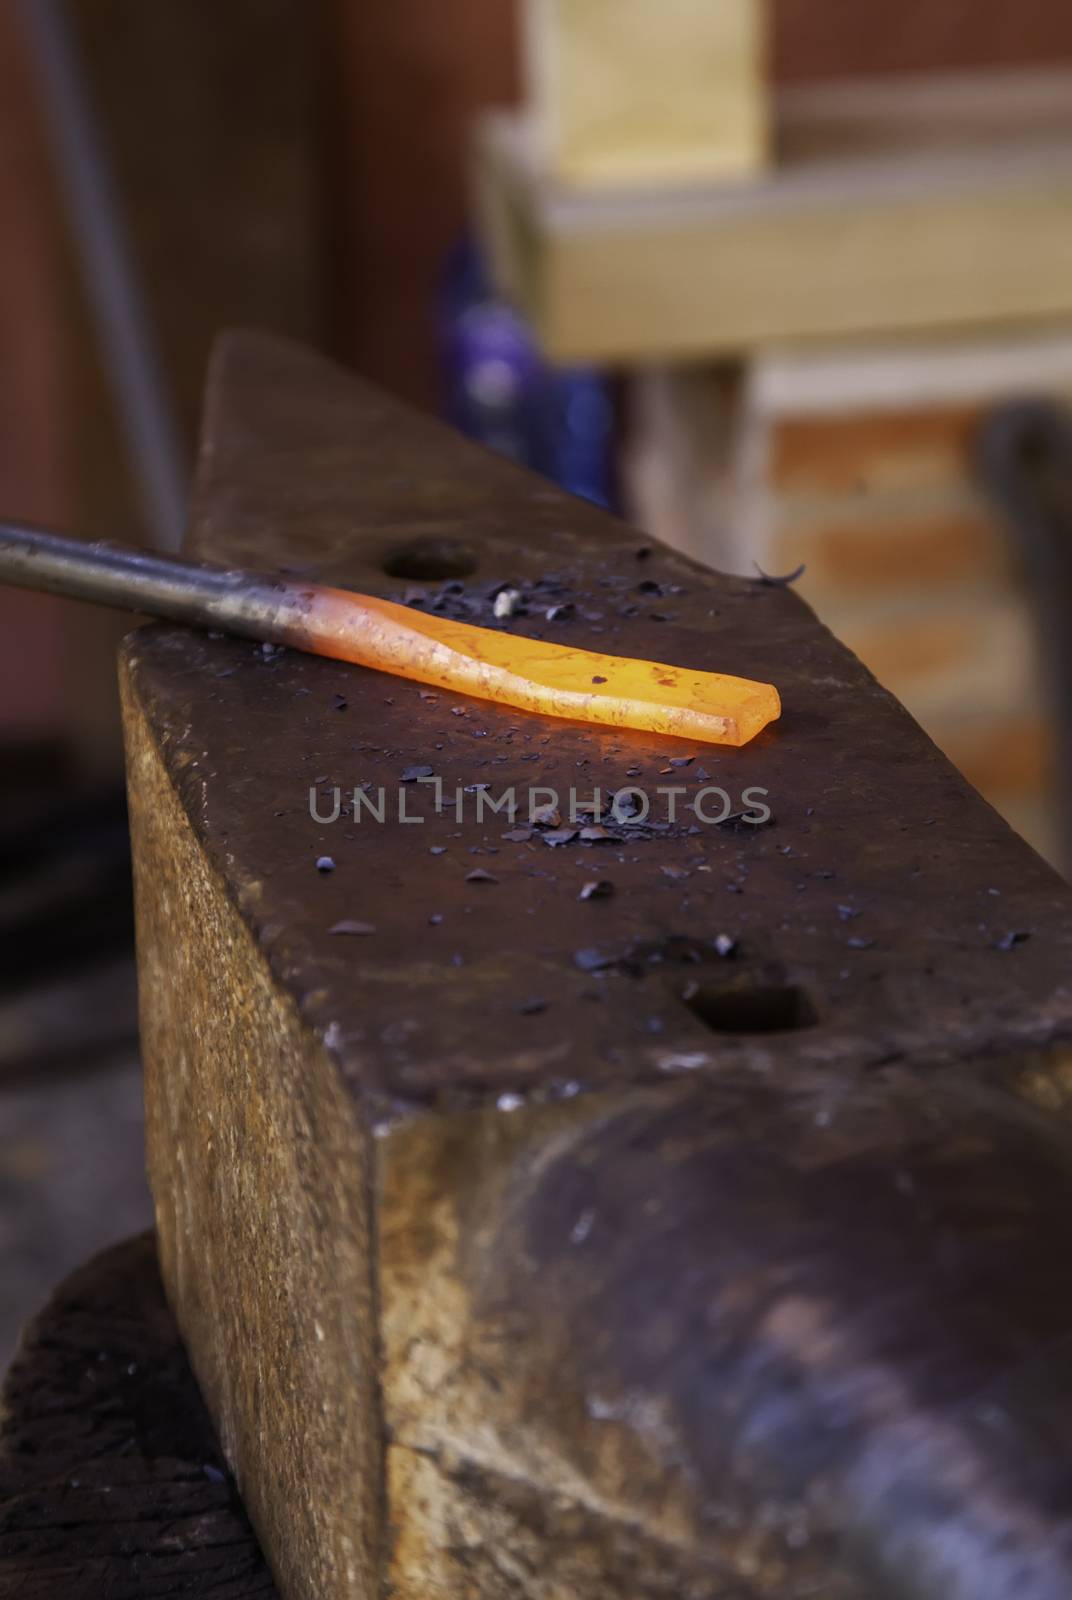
[773,0,1072,81]
[4,0,1072,742]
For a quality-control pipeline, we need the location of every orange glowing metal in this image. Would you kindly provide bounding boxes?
[296,588,780,747]
[0,525,780,746]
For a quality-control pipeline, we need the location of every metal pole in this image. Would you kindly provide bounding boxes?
[17,0,189,552]
[0,521,302,641]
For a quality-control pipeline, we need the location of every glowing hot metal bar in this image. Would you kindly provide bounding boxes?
[0,523,780,746]
[294,586,779,745]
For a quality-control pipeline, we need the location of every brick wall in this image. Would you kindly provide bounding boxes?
[624,330,1072,866]
[767,417,1053,856]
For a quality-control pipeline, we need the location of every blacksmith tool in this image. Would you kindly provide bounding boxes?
[0,522,779,747]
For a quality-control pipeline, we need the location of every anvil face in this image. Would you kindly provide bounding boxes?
[126,332,1072,1114]
[123,334,1072,1600]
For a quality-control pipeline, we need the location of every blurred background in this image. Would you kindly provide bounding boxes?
[3,0,1072,1363]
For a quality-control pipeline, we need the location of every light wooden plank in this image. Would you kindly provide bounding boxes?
[523,0,768,187]
[475,68,1072,362]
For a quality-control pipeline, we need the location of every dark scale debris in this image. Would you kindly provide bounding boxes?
[754,561,806,587]
[575,932,743,978]
[719,810,776,833]
[611,790,644,819]
[380,561,693,658]
[579,880,615,901]
[389,569,588,633]
[575,947,617,973]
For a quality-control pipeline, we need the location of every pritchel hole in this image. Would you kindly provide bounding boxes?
[679,979,819,1035]
[383,537,478,581]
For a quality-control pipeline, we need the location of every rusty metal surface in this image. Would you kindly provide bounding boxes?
[120,331,1072,1115]
[375,1059,1072,1600]
[121,333,1072,1600]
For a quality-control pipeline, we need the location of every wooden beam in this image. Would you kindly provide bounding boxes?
[475,68,1072,361]
[523,0,768,187]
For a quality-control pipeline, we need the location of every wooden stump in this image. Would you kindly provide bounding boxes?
[0,1234,279,1599]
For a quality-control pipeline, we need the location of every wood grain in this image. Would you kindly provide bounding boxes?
[477,69,1072,361]
[0,1234,279,1600]
[524,0,768,187]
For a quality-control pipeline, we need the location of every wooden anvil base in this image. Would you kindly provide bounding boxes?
[123,333,1072,1600]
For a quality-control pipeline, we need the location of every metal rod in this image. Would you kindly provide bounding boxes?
[17,0,189,552]
[0,520,305,642]
[0,521,781,747]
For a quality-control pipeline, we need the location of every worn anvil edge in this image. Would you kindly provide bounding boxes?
[119,621,1072,1123]
[114,328,1072,1115]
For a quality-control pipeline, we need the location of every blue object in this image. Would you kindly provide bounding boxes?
[439,238,614,510]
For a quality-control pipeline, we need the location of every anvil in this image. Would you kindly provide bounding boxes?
[123,332,1072,1600]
